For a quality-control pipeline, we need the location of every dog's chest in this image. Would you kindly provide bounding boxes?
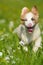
[21,27,33,44]
[20,24,40,44]
[16,24,40,44]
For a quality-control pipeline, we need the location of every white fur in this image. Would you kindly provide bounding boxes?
[25,12,35,27]
[33,36,41,53]
[13,12,42,53]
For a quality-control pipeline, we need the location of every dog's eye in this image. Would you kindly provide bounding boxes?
[21,18,27,21]
[31,18,35,21]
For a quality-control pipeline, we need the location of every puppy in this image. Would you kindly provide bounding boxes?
[13,6,42,53]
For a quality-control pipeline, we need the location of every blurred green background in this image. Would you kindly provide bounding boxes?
[0,0,43,19]
[0,0,43,65]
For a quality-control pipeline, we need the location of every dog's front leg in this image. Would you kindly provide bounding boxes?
[19,40,25,46]
[33,36,42,53]
[19,40,28,52]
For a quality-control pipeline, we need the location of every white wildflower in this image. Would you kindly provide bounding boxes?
[1,33,9,38]
[0,52,3,57]
[10,55,13,59]
[13,50,16,52]
[12,60,16,64]
[5,56,10,63]
[0,33,9,41]
[9,21,14,32]
[6,60,9,63]
[9,21,14,28]
[23,46,28,52]
[7,50,10,55]
[5,56,10,61]
[2,49,5,53]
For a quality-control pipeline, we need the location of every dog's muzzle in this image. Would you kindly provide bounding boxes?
[25,24,36,33]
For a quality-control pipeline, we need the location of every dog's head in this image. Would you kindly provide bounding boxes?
[21,6,39,33]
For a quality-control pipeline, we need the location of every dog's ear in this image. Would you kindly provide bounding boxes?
[31,6,39,23]
[21,7,29,19]
[31,5,38,15]
[20,7,29,24]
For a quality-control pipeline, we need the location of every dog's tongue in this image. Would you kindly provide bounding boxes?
[28,29,33,33]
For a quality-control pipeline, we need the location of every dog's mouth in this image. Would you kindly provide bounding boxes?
[25,24,36,33]
[28,29,33,33]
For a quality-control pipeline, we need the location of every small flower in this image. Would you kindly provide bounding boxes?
[0,52,3,57]
[7,50,10,55]
[13,50,16,52]
[10,55,13,59]
[5,56,10,61]
[1,33,9,38]
[4,56,10,63]
[12,60,16,64]
[9,21,14,27]
[9,21,14,32]
[23,46,28,52]
[0,33,9,41]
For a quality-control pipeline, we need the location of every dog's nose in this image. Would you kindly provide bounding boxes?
[28,23,32,27]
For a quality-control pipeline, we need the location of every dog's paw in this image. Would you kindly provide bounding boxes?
[33,46,38,53]
[19,41,28,52]
[19,41,25,46]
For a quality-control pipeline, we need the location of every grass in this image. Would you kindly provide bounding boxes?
[0,0,43,65]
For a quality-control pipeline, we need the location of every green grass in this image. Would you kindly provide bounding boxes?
[0,0,43,65]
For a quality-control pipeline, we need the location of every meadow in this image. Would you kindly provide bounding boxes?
[0,0,43,65]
